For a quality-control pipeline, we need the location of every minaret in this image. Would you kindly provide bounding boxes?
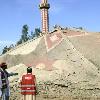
[39,0,50,33]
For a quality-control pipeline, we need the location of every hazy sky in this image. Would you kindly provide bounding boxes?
[0,0,100,53]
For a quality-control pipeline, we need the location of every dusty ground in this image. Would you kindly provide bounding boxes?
[68,33,100,70]
[10,82,100,100]
[8,64,100,100]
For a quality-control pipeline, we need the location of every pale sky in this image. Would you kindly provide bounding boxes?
[0,0,100,54]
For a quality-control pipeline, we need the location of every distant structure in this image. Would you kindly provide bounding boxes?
[39,0,50,33]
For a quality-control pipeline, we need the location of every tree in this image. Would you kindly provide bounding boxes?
[78,27,83,30]
[2,46,8,54]
[53,24,58,29]
[2,44,15,54]
[16,25,41,46]
[30,31,36,39]
[16,25,30,45]
[16,39,22,45]
[9,44,14,49]
[34,28,41,37]
[21,25,29,42]
[53,25,62,29]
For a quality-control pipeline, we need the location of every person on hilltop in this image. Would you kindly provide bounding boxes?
[0,62,18,100]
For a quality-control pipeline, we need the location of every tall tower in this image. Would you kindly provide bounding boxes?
[39,0,50,33]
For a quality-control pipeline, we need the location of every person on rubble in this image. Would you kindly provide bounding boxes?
[0,62,18,100]
[20,67,36,100]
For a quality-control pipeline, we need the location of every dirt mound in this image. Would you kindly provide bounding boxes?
[69,33,100,69]
[1,29,100,99]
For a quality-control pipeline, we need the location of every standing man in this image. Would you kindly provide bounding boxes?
[0,62,18,100]
[20,67,36,100]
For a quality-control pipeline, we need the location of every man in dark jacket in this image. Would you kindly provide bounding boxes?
[0,62,18,100]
